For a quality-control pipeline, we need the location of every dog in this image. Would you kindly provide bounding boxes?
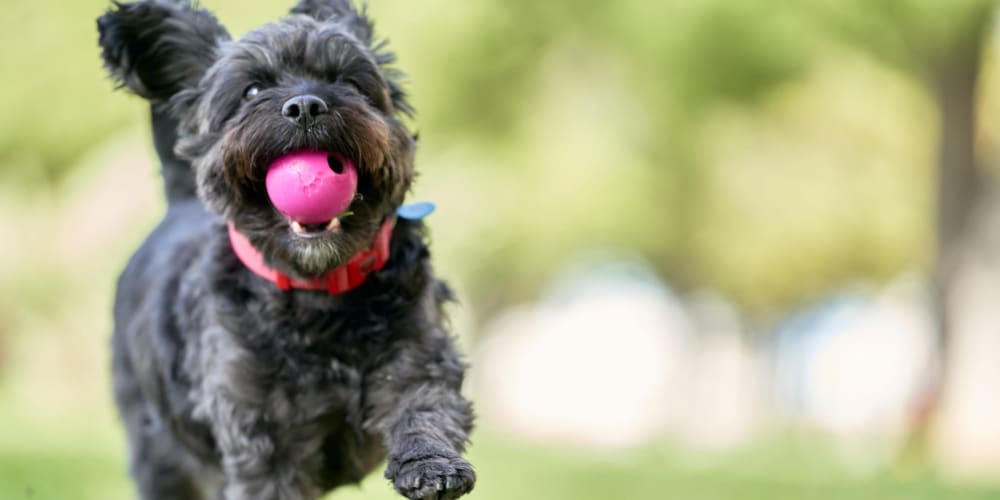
[97,1,475,499]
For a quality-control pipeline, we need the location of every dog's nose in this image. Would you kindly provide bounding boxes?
[282,94,328,128]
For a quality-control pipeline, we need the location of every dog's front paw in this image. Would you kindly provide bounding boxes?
[385,452,475,500]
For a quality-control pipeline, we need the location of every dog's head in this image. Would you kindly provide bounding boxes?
[98,0,415,277]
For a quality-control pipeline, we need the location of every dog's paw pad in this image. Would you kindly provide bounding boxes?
[386,454,475,500]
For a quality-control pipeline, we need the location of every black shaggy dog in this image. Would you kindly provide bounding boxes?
[97,1,475,499]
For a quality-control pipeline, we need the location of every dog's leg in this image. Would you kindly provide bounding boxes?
[127,431,207,500]
[113,339,207,500]
[210,414,320,500]
[197,327,324,500]
[365,327,476,500]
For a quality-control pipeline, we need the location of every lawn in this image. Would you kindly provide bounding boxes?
[2,410,998,500]
[0,313,995,500]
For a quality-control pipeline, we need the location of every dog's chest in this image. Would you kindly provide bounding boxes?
[246,326,366,416]
[266,333,367,427]
[181,308,386,486]
[190,298,387,440]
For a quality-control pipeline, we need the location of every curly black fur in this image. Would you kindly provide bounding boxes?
[98,1,475,499]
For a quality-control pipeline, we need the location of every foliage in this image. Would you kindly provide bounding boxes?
[1,0,995,316]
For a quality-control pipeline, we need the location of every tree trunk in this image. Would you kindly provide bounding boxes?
[899,26,985,469]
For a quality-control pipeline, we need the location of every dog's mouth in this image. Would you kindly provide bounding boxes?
[265,150,367,239]
[287,208,356,238]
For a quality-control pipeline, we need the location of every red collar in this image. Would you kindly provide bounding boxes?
[227,218,394,295]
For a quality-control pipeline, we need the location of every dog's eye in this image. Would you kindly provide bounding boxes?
[243,84,261,101]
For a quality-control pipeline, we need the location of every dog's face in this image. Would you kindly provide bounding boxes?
[99,0,415,277]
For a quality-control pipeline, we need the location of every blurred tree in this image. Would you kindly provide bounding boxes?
[436,0,992,326]
[0,0,136,186]
[5,0,992,336]
[803,0,996,467]
[0,0,286,187]
[408,0,825,315]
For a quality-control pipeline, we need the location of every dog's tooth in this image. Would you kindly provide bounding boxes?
[326,218,341,231]
[291,221,305,233]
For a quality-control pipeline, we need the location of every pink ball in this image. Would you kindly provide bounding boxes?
[265,151,358,224]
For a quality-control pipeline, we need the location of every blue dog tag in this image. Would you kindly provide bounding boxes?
[397,201,436,220]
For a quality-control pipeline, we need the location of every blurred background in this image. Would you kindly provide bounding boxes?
[4,0,1000,498]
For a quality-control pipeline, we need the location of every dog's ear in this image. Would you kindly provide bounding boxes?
[290,0,411,116]
[98,0,230,101]
[290,0,373,43]
[291,0,412,116]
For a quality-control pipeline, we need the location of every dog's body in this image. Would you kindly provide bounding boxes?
[99,2,475,499]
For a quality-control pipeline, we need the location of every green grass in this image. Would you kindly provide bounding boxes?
[0,304,995,500]
[0,448,131,500]
[2,419,998,500]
